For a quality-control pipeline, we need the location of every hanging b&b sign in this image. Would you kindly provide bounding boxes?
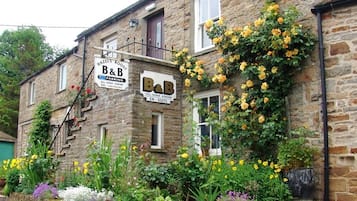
[140,70,176,104]
[94,57,129,90]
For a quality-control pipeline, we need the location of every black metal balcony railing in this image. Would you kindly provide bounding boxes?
[103,37,174,61]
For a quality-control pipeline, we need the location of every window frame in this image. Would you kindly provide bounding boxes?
[99,124,108,145]
[58,63,67,92]
[103,37,118,58]
[29,81,35,105]
[194,0,221,52]
[151,112,163,149]
[193,89,221,156]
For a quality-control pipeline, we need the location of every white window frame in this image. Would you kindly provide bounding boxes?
[193,89,221,156]
[103,37,117,58]
[99,124,108,145]
[58,63,67,91]
[29,81,35,105]
[194,0,220,52]
[151,112,163,149]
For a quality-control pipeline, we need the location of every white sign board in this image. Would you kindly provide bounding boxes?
[94,57,129,90]
[140,71,176,104]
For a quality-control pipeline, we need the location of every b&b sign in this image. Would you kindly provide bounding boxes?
[140,71,176,104]
[94,57,129,90]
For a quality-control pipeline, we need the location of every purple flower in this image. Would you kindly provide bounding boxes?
[33,183,58,199]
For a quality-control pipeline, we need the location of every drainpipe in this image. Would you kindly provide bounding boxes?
[311,1,357,200]
[82,36,87,86]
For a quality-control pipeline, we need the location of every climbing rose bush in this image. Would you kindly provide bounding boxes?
[173,2,315,159]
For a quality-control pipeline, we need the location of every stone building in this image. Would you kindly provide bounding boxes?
[16,0,357,200]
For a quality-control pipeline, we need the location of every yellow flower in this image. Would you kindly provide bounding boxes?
[217,74,227,83]
[283,178,289,182]
[258,65,266,72]
[284,36,291,44]
[221,105,227,112]
[277,17,284,24]
[258,72,266,80]
[262,161,269,166]
[204,19,214,30]
[184,78,191,87]
[250,99,256,108]
[241,93,248,99]
[258,160,262,164]
[261,82,268,90]
[121,145,127,150]
[254,18,265,27]
[229,160,235,166]
[179,65,186,73]
[240,62,247,71]
[182,48,188,53]
[83,162,90,169]
[241,124,247,130]
[246,80,254,88]
[239,160,244,166]
[224,175,228,179]
[132,145,138,151]
[241,84,247,90]
[31,154,38,160]
[83,168,88,175]
[267,51,273,56]
[270,174,274,179]
[197,75,202,81]
[293,48,299,55]
[241,26,253,38]
[213,37,222,44]
[275,168,282,173]
[231,35,239,45]
[232,166,237,171]
[271,66,278,74]
[47,150,54,156]
[258,115,265,123]
[264,97,269,103]
[218,57,225,64]
[224,30,233,37]
[254,164,259,170]
[271,28,281,36]
[181,153,189,159]
[218,17,224,26]
[240,102,249,110]
[285,50,293,57]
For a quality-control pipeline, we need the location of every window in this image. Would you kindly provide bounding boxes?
[59,63,67,91]
[193,90,221,156]
[194,0,220,52]
[29,81,35,105]
[151,113,163,149]
[99,125,108,145]
[103,37,117,58]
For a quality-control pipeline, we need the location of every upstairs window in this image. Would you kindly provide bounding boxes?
[103,37,117,58]
[194,0,220,52]
[58,63,67,91]
[29,81,35,105]
[193,90,221,156]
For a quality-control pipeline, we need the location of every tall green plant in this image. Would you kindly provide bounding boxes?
[28,100,52,152]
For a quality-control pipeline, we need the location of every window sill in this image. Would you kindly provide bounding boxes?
[149,148,167,153]
[193,46,216,57]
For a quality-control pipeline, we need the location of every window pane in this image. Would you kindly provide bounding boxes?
[156,22,162,48]
[202,27,212,48]
[210,0,219,19]
[210,96,219,114]
[151,115,159,146]
[199,98,208,123]
[211,132,220,149]
[199,0,208,23]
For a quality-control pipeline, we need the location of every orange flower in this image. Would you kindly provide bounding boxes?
[271,28,281,37]
[277,17,284,24]
[218,57,225,64]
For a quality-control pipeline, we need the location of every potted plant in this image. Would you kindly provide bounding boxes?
[277,127,318,199]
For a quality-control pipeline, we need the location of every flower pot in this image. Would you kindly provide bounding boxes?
[284,168,315,199]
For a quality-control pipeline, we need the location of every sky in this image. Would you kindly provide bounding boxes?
[0,0,138,49]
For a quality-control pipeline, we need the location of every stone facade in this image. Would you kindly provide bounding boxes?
[16,0,357,200]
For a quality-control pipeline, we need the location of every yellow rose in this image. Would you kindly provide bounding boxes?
[197,75,203,80]
[241,84,247,90]
[277,17,284,24]
[240,26,253,38]
[231,35,239,45]
[184,78,191,87]
[284,36,291,44]
[246,80,254,88]
[239,160,244,166]
[31,154,38,160]
[240,102,249,110]
[240,62,247,71]
[258,65,266,72]
[182,48,188,53]
[254,18,265,27]
[241,92,248,99]
[261,82,268,90]
[271,66,278,74]
[221,105,227,112]
[213,37,222,44]
[241,124,247,130]
[224,30,233,37]
[218,17,224,26]
[204,19,214,30]
[258,115,265,123]
[263,161,269,166]
[271,28,281,36]
[264,97,269,103]
[258,72,266,80]
[179,65,186,73]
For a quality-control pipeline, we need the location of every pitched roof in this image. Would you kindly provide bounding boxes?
[0,131,16,142]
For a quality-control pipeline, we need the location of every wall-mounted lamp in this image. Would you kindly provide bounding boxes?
[129,19,139,28]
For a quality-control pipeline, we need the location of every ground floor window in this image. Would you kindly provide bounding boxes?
[151,113,163,149]
[193,90,221,156]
